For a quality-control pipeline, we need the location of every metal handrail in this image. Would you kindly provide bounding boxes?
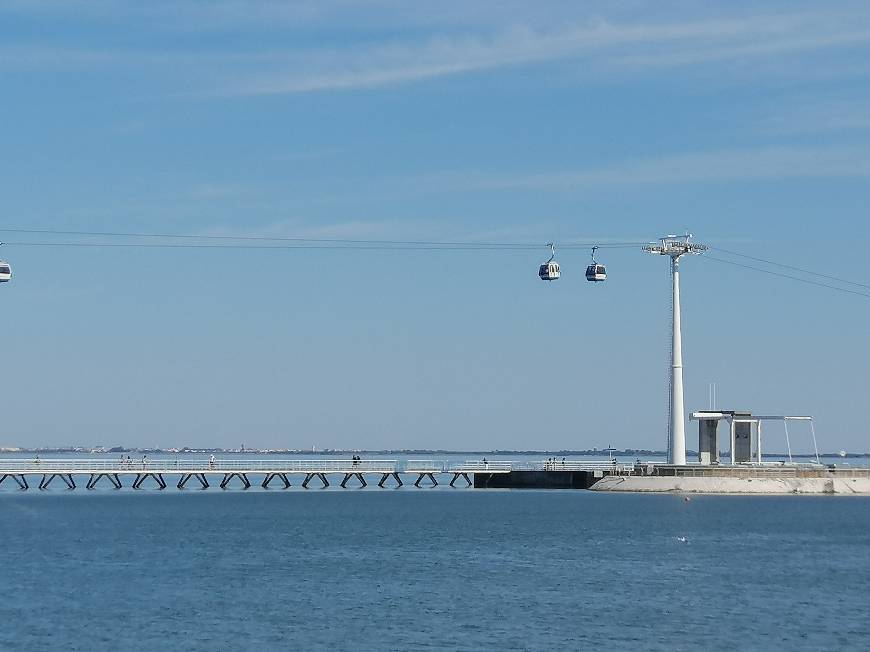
[404,459,448,472]
[0,458,399,474]
[448,460,512,473]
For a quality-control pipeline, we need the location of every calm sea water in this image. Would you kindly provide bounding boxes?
[1,489,869,650]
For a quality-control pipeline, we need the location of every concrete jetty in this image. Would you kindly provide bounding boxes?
[2,458,868,494]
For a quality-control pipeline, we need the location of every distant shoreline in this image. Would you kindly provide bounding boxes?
[0,447,865,458]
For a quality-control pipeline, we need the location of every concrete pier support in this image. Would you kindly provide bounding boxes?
[86,473,122,489]
[450,472,472,487]
[302,473,330,488]
[340,473,367,488]
[40,474,76,490]
[132,473,167,490]
[220,473,251,489]
[262,473,291,489]
[378,472,403,487]
[414,473,438,487]
[0,474,29,490]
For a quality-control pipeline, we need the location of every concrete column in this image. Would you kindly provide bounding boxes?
[669,256,686,465]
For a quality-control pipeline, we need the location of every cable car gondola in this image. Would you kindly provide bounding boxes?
[585,246,606,282]
[539,243,560,281]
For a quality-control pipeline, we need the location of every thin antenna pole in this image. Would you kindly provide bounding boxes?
[809,419,820,464]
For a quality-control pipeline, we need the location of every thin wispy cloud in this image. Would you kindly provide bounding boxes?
[4,7,870,95]
[765,97,870,134]
[225,12,870,95]
[462,144,870,190]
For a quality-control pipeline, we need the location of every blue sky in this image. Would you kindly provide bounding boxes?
[1,1,869,452]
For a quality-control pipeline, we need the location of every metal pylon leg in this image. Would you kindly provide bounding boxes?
[178,474,191,489]
[318,473,329,487]
[110,474,122,489]
[220,473,249,489]
[378,472,403,488]
[3,474,29,490]
[197,474,209,489]
[341,473,351,488]
[463,472,472,487]
[427,473,438,486]
[302,473,313,488]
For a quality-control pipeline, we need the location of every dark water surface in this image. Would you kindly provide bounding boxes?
[1,490,869,650]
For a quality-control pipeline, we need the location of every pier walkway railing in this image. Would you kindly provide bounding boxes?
[0,457,633,490]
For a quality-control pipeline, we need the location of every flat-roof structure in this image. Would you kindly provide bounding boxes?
[689,411,819,465]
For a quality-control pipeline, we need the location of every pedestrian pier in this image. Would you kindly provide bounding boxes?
[0,458,522,491]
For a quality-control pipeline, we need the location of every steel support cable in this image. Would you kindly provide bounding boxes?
[0,227,646,250]
[709,246,870,290]
[703,255,870,299]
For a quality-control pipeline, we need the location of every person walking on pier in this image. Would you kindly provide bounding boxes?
[209,454,216,468]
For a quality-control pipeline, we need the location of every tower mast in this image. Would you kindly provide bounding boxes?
[644,235,707,465]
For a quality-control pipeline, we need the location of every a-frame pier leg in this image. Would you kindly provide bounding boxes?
[378,472,403,487]
[0,474,28,490]
[462,472,472,487]
[427,473,438,486]
[318,473,329,487]
[356,473,367,487]
[262,473,291,489]
[39,474,54,490]
[341,473,351,488]
[62,474,76,489]
[302,473,313,488]
[133,474,164,489]
[220,473,250,489]
[4,474,28,490]
[197,474,209,489]
[178,474,191,489]
[87,474,117,490]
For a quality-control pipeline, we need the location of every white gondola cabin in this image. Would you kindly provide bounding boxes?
[0,261,11,283]
[585,246,606,282]
[539,243,560,281]
[585,263,606,282]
